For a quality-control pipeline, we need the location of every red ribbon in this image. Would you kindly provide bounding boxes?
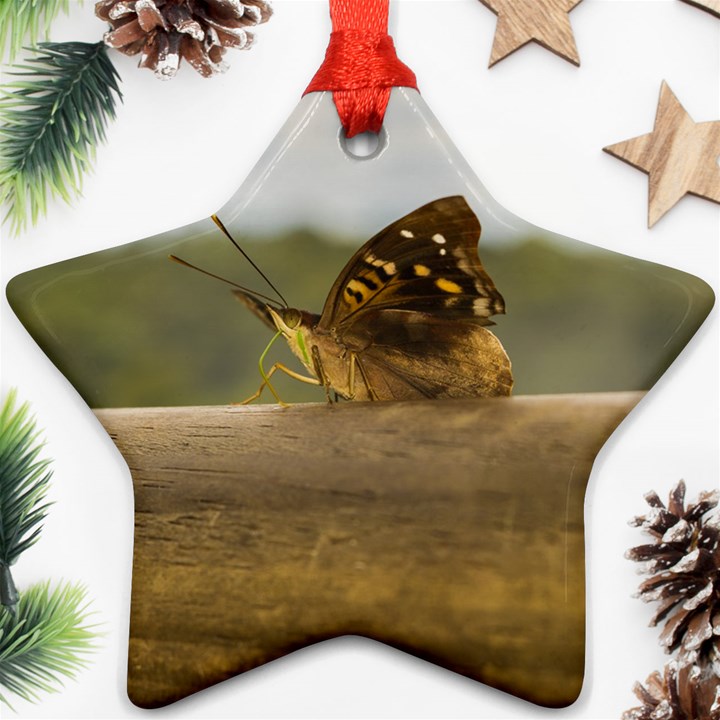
[304,0,418,138]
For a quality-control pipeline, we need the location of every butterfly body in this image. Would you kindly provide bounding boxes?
[236,197,514,402]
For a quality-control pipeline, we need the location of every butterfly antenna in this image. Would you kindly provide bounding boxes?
[169,255,284,308]
[211,214,289,308]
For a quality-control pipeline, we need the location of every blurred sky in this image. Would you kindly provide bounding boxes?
[217,90,576,248]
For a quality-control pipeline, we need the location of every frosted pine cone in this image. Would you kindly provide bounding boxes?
[627,480,720,666]
[622,661,720,720]
[96,0,272,79]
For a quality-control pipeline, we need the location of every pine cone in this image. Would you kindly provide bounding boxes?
[622,661,720,720]
[96,0,272,79]
[627,480,720,665]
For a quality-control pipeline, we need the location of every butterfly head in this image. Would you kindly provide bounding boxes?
[267,307,316,371]
[267,307,300,333]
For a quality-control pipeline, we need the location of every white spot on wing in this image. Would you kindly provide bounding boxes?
[439,248,447,256]
[474,280,490,296]
[400,229,414,238]
[473,297,491,315]
[432,234,447,244]
[365,254,397,275]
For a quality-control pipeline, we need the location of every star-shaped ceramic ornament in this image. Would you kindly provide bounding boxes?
[6,86,714,709]
[479,0,584,66]
[604,81,720,227]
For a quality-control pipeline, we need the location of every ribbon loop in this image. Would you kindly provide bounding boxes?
[304,1,418,137]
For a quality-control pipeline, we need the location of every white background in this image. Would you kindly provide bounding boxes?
[1,0,719,717]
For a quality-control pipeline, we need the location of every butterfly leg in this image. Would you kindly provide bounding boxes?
[241,329,321,405]
[353,355,379,401]
[344,352,366,400]
[242,362,321,406]
[311,345,333,403]
[346,353,356,400]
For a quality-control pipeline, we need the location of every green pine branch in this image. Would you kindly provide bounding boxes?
[0,41,123,236]
[0,0,72,62]
[0,581,97,708]
[0,390,52,614]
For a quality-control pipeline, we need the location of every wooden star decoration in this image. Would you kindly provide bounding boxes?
[479,0,584,67]
[680,0,720,19]
[604,81,720,227]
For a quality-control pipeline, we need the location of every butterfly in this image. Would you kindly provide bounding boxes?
[173,196,513,403]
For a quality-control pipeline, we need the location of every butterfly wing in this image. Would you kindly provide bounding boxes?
[232,289,275,330]
[317,196,505,332]
[345,309,513,400]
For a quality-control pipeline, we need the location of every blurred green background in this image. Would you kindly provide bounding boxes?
[7,221,714,408]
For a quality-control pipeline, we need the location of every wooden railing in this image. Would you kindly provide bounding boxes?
[96,392,643,709]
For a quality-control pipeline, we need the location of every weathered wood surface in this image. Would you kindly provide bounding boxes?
[95,392,643,709]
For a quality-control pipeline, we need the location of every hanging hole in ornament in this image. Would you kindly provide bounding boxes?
[339,127,388,161]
